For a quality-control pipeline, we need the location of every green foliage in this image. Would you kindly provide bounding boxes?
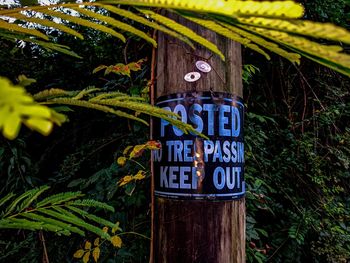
[0,186,118,241]
[243,57,350,262]
[0,1,349,262]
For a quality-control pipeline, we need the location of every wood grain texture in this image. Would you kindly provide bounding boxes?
[154,13,245,263]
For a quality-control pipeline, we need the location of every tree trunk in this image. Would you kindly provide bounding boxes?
[153,14,245,263]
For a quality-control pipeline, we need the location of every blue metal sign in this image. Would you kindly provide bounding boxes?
[153,92,245,200]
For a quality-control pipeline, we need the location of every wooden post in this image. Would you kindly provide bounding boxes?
[153,14,245,263]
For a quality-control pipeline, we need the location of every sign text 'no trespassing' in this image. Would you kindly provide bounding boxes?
[153,92,245,200]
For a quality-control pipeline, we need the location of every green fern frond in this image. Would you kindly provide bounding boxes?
[0,20,49,40]
[96,4,194,48]
[37,208,111,239]
[139,9,225,60]
[6,13,84,40]
[237,17,350,45]
[17,185,50,213]
[35,191,83,208]
[0,218,70,235]
[38,8,126,42]
[220,22,301,64]
[29,39,83,58]
[71,7,157,47]
[67,206,116,228]
[183,15,270,60]
[116,0,304,18]
[68,199,115,212]
[33,88,71,101]
[21,212,85,236]
[0,187,117,240]
[2,187,45,217]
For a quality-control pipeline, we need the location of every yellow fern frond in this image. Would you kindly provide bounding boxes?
[117,0,304,18]
[244,26,350,75]
[33,88,71,101]
[71,7,157,47]
[89,92,130,101]
[96,99,203,136]
[73,87,101,100]
[139,10,225,60]
[183,16,270,60]
[221,22,301,64]
[47,98,149,125]
[110,96,146,101]
[237,17,350,44]
[97,99,178,118]
[6,13,84,40]
[95,4,194,48]
[38,8,126,42]
[0,20,49,40]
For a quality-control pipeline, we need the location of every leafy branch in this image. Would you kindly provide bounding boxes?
[0,186,118,242]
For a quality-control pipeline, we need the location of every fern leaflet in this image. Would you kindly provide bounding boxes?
[33,88,71,101]
[96,4,194,48]
[116,0,304,18]
[68,199,115,212]
[51,206,80,219]
[46,98,149,126]
[35,191,83,208]
[237,17,350,45]
[67,206,117,229]
[37,8,126,42]
[17,185,50,213]
[0,193,15,208]
[0,218,70,235]
[21,212,85,236]
[183,15,270,60]
[0,20,49,40]
[220,22,301,64]
[6,13,84,40]
[37,208,111,240]
[71,7,157,47]
[243,25,350,76]
[3,188,42,217]
[139,9,225,60]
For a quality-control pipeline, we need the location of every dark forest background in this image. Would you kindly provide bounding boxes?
[0,0,349,262]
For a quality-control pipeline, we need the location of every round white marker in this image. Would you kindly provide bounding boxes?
[195,61,212,73]
[184,72,201,82]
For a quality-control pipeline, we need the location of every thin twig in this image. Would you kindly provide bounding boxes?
[119,231,151,240]
[39,231,50,263]
[149,28,157,263]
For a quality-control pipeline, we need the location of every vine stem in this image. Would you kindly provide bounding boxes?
[149,28,157,263]
[119,231,151,240]
[39,230,50,263]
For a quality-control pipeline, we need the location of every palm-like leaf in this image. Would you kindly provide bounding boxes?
[0,0,349,75]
